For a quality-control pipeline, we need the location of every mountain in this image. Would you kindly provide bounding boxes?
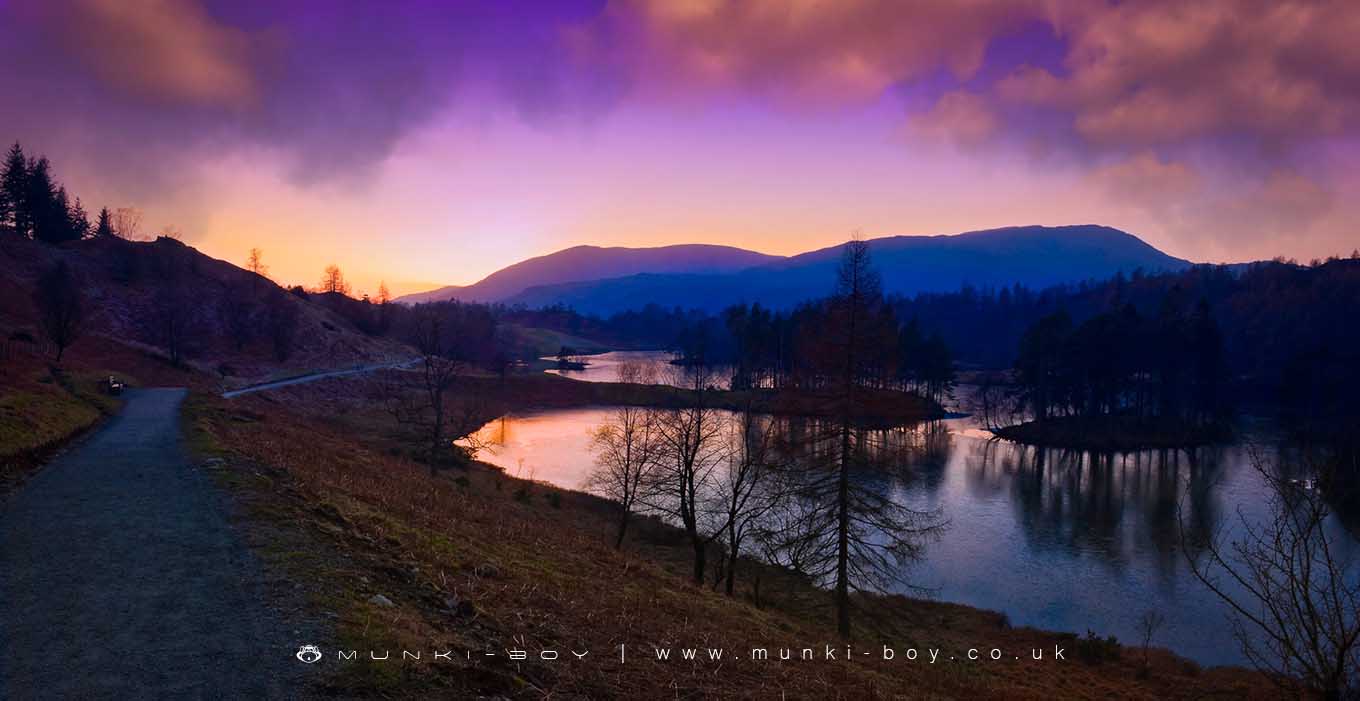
[395,244,783,304]
[496,225,1192,315]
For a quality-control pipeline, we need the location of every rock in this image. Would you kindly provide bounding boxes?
[442,596,476,618]
[368,594,396,608]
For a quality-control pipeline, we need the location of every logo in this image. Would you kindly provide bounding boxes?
[296,645,323,664]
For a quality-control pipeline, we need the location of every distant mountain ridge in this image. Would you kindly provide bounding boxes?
[396,244,782,305]
[400,225,1193,314]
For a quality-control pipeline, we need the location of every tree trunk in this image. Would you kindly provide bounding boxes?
[692,539,706,584]
[614,512,630,549]
[836,417,851,638]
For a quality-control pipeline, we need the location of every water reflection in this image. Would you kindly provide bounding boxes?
[471,402,1342,667]
[545,350,736,389]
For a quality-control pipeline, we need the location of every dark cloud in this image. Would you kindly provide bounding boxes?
[0,0,610,189]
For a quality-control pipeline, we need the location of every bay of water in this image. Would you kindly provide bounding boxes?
[473,352,1354,667]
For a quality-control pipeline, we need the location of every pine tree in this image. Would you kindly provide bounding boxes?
[94,207,115,238]
[1,142,28,236]
[26,157,61,243]
[66,196,90,240]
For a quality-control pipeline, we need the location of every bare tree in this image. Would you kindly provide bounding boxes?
[588,362,662,548]
[1138,610,1166,674]
[387,304,485,472]
[971,372,1017,431]
[319,264,350,296]
[220,282,257,351]
[264,293,299,361]
[714,405,785,595]
[649,363,730,584]
[150,280,198,366]
[764,239,946,637]
[1184,448,1360,699]
[246,247,269,282]
[111,206,143,240]
[32,261,84,363]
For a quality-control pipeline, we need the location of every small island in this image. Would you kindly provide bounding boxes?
[983,303,1233,452]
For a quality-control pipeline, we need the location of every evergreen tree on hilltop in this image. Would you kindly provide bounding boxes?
[66,195,91,240]
[94,207,115,238]
[26,156,60,242]
[1,142,28,236]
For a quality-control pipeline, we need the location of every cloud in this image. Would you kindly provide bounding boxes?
[1089,153,1201,210]
[41,0,264,108]
[0,0,610,187]
[908,91,1000,147]
[568,0,1052,106]
[996,0,1360,149]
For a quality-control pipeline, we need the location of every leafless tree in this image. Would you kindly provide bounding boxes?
[763,239,947,637]
[32,261,84,363]
[246,248,269,290]
[1183,448,1360,699]
[220,282,257,351]
[387,304,485,472]
[111,206,142,240]
[587,362,663,548]
[319,264,351,296]
[264,293,299,361]
[714,405,786,595]
[1138,609,1166,674]
[648,363,730,584]
[150,279,198,366]
[970,372,1017,431]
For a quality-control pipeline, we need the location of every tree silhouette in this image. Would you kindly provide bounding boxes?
[112,207,143,240]
[246,248,268,279]
[32,261,84,363]
[319,264,350,295]
[94,207,115,238]
[2,142,27,236]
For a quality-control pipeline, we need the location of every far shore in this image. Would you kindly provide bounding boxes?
[466,372,944,427]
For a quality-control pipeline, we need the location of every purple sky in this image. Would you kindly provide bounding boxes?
[2,0,1357,295]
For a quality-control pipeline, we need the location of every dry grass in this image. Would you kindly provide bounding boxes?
[186,386,1277,700]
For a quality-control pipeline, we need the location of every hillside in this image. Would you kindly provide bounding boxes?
[414,225,1192,315]
[0,235,412,388]
[396,243,782,304]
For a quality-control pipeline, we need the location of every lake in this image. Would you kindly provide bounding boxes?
[472,353,1355,667]
[544,350,736,389]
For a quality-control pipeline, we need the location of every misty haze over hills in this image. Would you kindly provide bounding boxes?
[399,225,1192,314]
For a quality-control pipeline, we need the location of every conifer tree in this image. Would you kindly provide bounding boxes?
[1,142,28,236]
[94,207,115,238]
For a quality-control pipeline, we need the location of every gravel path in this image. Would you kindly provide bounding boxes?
[0,388,317,699]
[222,358,418,398]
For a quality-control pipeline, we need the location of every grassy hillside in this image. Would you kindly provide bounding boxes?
[0,235,411,387]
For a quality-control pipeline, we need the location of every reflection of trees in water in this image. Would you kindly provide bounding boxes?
[963,439,1226,577]
[769,417,950,484]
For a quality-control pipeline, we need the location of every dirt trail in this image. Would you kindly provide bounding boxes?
[0,388,317,699]
[221,358,418,398]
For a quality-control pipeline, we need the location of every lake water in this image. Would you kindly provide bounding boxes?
[544,350,735,389]
[473,353,1355,668]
